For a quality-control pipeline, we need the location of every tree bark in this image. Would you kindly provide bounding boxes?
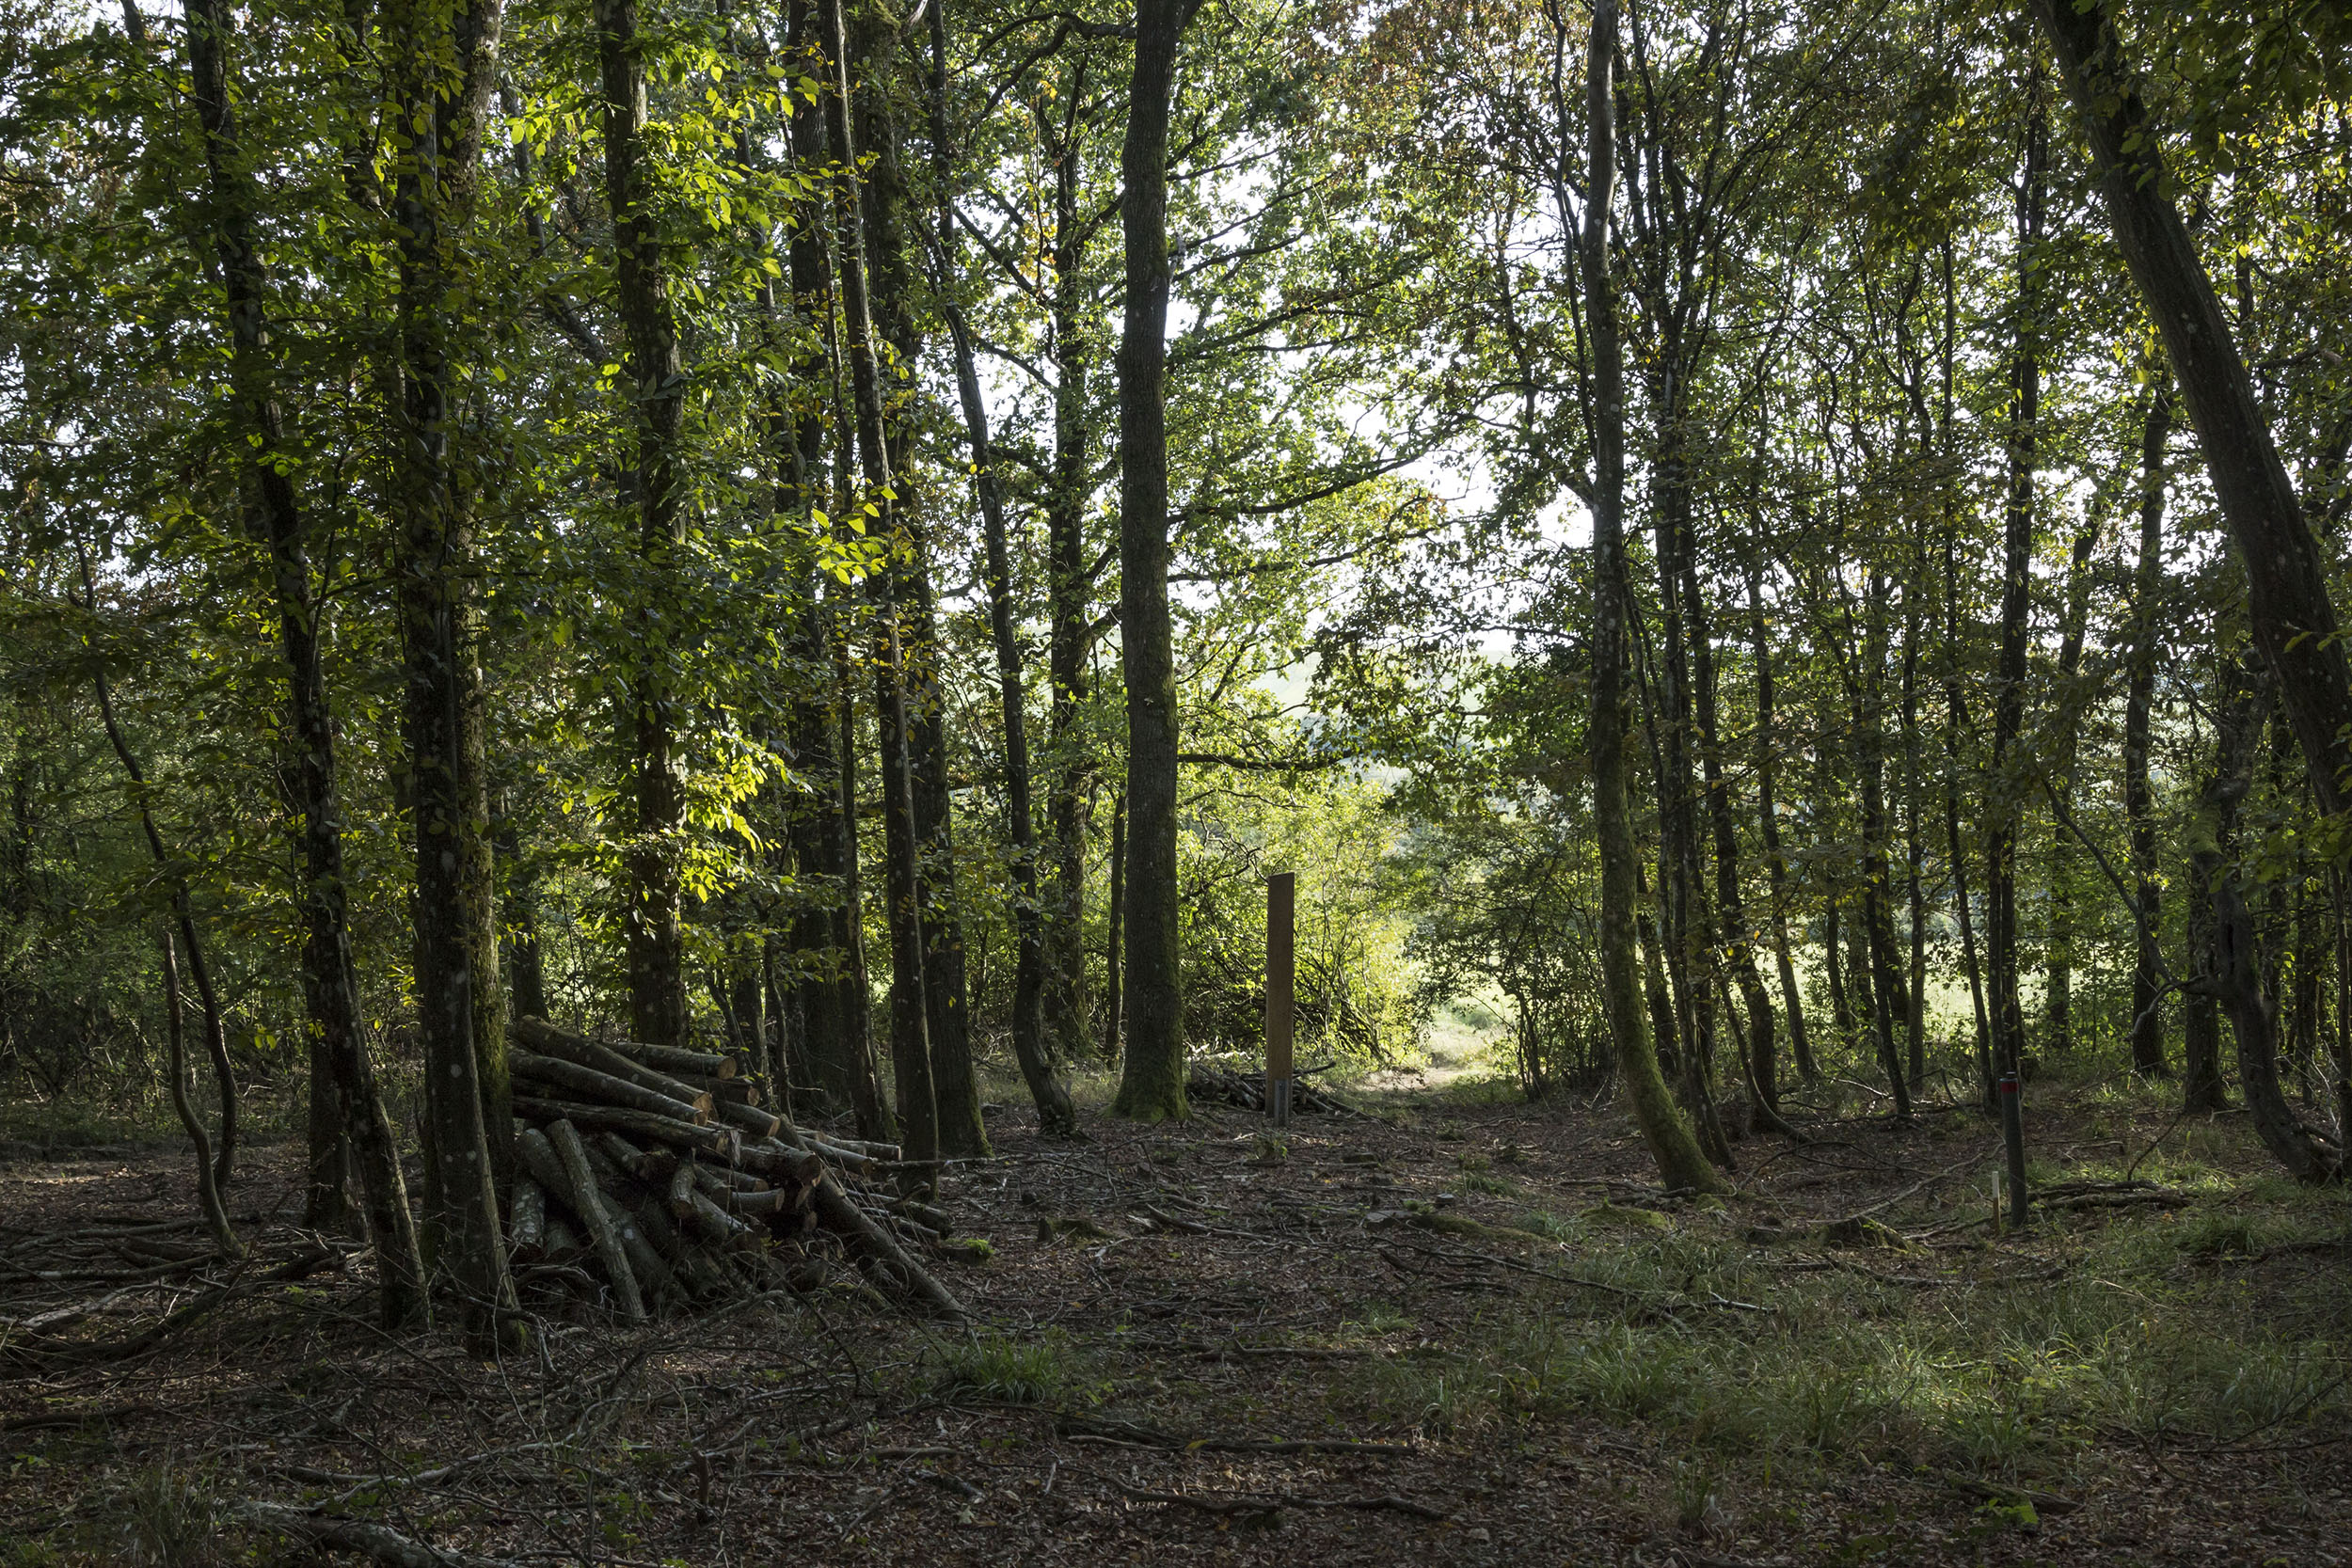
[598,0,690,1052]
[1987,87,2044,1086]
[2030,0,2352,816]
[1746,567,1812,1082]
[1042,77,1099,1075]
[818,0,936,1165]
[927,0,1076,1136]
[384,0,515,1338]
[1689,556,1776,1111]
[1857,571,1914,1118]
[1110,0,1195,1123]
[2197,666,2340,1180]
[2124,378,2173,1077]
[1579,0,1721,1194]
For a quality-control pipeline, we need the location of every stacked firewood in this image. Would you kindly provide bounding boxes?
[1185,1063,1358,1116]
[505,1016,961,1321]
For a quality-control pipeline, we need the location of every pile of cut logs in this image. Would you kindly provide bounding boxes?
[1185,1063,1357,1116]
[505,1017,961,1321]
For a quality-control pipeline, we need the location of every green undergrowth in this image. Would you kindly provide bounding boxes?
[928,1329,1105,1407]
[1347,1181,2351,1481]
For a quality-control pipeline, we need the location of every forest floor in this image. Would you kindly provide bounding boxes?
[3,1064,2349,1567]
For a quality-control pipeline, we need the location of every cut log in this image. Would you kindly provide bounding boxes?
[668,1071,760,1106]
[712,1099,784,1140]
[516,1017,716,1107]
[609,1039,736,1079]
[543,1213,584,1261]
[546,1120,646,1323]
[510,1177,547,1256]
[718,1186,804,1219]
[511,1049,712,1122]
[737,1138,824,1186]
[625,1193,730,1300]
[594,1132,679,1184]
[811,1171,964,1319]
[512,1096,736,1162]
[666,1164,697,1220]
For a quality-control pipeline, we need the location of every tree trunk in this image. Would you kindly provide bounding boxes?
[1987,87,2044,1086]
[927,0,1076,1137]
[1901,585,1927,1093]
[2030,0,2352,816]
[1578,0,1720,1194]
[1042,78,1099,1076]
[2125,378,2173,1077]
[2198,666,2340,1180]
[176,0,430,1319]
[818,0,936,1165]
[1689,556,1776,1111]
[847,0,984,1161]
[157,927,238,1255]
[2045,504,2102,1058]
[599,0,689,1052]
[1858,572,1914,1118]
[776,1,883,1131]
[1110,0,1194,1123]
[1747,568,1813,1082]
[385,0,514,1338]
[1102,790,1124,1060]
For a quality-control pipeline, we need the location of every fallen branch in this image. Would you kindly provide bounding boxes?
[241,1500,525,1567]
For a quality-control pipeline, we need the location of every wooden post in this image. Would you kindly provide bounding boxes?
[1266,872,1295,1127]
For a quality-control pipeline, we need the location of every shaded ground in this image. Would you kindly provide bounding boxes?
[3,1069,2348,1566]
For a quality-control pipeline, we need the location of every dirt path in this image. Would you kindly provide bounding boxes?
[3,1082,2346,1565]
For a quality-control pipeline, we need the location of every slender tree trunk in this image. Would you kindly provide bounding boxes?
[845,0,984,1160]
[2045,506,2102,1057]
[1645,424,1733,1166]
[599,0,689,1052]
[1110,0,1194,1122]
[2031,0,2352,816]
[1988,88,2044,1086]
[1901,587,1927,1093]
[174,0,429,1320]
[1041,80,1098,1078]
[1103,790,1124,1060]
[1747,569,1812,1082]
[87,657,244,1236]
[1579,0,1720,1194]
[927,0,1075,1137]
[1824,897,1853,1056]
[1690,558,1776,1111]
[2199,665,2340,1180]
[818,0,935,1164]
[493,787,548,1024]
[157,927,238,1255]
[2125,378,2174,1077]
[1858,572,1914,1118]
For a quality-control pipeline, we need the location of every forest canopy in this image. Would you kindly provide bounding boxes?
[3,0,2350,1329]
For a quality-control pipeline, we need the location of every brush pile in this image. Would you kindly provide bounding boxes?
[505,1016,961,1321]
